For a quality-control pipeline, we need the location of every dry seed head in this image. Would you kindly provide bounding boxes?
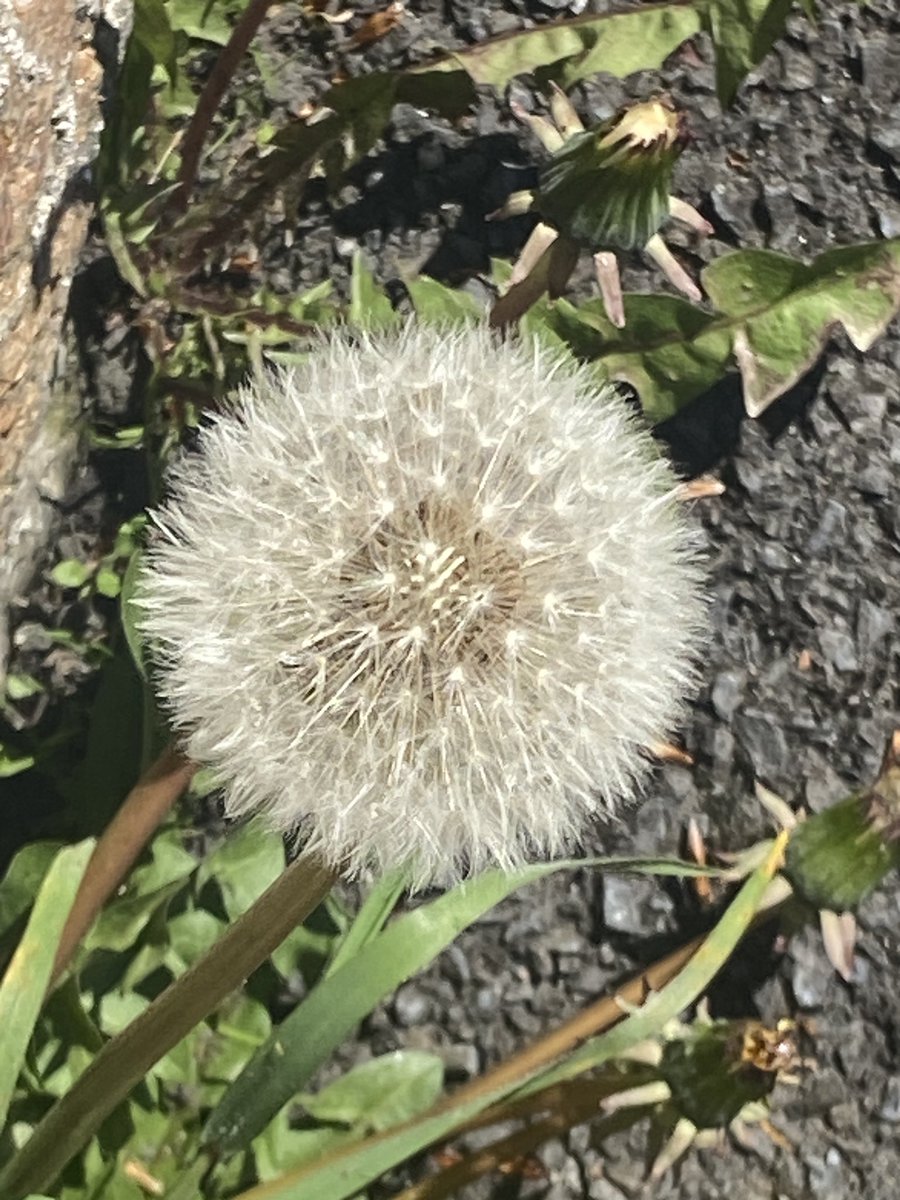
[138,324,704,886]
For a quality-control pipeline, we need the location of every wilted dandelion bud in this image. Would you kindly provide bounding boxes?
[139,324,703,886]
[536,97,688,252]
[491,95,711,330]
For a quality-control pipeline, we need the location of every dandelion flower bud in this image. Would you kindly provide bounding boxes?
[536,98,688,252]
[138,324,703,886]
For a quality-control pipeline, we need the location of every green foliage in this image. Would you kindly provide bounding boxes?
[216,841,785,1200]
[0,743,36,779]
[199,854,723,1167]
[0,843,64,957]
[785,792,900,912]
[47,517,148,605]
[5,3,898,1199]
[0,841,94,1126]
[537,239,900,421]
[298,1051,444,1133]
[704,0,795,106]
[420,5,703,91]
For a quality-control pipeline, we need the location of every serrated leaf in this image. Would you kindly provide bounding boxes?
[544,293,729,423]
[546,239,900,421]
[49,559,93,589]
[707,241,900,415]
[418,5,702,91]
[299,1051,444,1133]
[704,0,795,107]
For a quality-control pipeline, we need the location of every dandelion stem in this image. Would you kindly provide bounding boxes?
[173,0,276,213]
[49,744,195,991]
[0,854,339,1200]
[394,1083,641,1200]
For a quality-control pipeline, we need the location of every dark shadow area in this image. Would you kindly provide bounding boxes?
[655,354,829,478]
[653,377,747,477]
[332,129,539,283]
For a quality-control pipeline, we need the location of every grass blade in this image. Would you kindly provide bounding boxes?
[0,839,95,1126]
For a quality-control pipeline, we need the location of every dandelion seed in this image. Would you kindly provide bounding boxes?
[138,324,704,886]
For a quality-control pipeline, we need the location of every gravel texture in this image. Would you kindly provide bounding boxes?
[4,0,900,1196]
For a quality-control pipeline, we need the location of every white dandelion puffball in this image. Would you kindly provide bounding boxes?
[139,323,703,886]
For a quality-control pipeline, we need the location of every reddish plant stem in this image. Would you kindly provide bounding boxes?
[174,0,276,212]
[49,745,195,989]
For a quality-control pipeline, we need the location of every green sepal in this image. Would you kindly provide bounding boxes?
[784,793,900,913]
[659,1020,777,1129]
[535,107,683,251]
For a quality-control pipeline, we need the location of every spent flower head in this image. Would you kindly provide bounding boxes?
[139,324,703,886]
[491,93,713,330]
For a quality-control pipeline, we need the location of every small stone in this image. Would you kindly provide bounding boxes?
[878,1076,900,1122]
[818,627,858,673]
[779,47,818,90]
[807,500,848,554]
[857,465,891,497]
[556,953,583,976]
[735,710,790,776]
[711,668,745,720]
[507,1006,541,1035]
[572,964,606,995]
[485,9,521,34]
[857,599,894,657]
[602,874,653,935]
[760,542,792,571]
[588,1178,630,1200]
[553,928,585,956]
[711,725,735,777]
[416,137,445,172]
[392,985,432,1027]
[789,929,833,1009]
[333,237,358,259]
[807,1145,847,1200]
[12,622,54,652]
[875,204,900,239]
[475,986,498,1014]
[802,752,849,812]
[870,109,900,163]
[441,1043,480,1080]
[709,180,759,241]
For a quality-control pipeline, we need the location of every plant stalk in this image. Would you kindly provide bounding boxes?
[174,0,276,212]
[49,744,195,990]
[0,853,339,1200]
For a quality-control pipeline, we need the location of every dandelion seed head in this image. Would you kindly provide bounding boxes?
[138,323,704,886]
